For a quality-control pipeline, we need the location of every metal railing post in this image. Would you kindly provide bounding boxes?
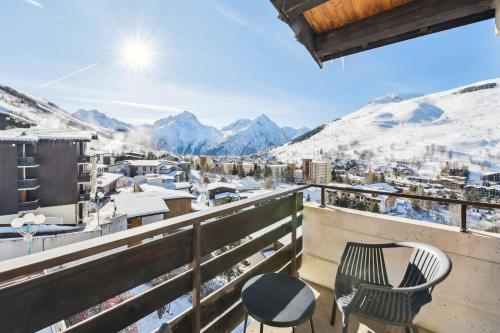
[192,221,202,332]
[320,186,326,208]
[290,192,298,276]
[460,204,467,232]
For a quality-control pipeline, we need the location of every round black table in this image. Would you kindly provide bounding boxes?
[241,273,316,333]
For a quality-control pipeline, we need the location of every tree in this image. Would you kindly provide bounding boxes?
[238,164,245,178]
[263,165,272,178]
[253,164,262,180]
[220,176,228,183]
[203,176,210,184]
[372,202,380,213]
[464,189,481,202]
[379,173,386,183]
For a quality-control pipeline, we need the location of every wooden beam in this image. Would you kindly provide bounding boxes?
[192,221,202,333]
[316,0,495,61]
[281,0,329,17]
[270,0,323,67]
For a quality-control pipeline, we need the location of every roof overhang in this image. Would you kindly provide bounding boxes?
[270,0,496,67]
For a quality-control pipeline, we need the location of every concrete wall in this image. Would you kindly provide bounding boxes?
[0,204,78,225]
[0,214,127,262]
[301,203,500,333]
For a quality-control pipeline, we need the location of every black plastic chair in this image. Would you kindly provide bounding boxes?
[331,242,452,333]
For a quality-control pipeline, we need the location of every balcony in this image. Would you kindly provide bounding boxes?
[78,155,91,164]
[18,199,40,212]
[17,156,38,167]
[78,191,91,202]
[77,173,91,183]
[0,186,498,333]
[17,178,39,190]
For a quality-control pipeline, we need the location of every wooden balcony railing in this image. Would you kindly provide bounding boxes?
[18,199,40,212]
[0,185,307,333]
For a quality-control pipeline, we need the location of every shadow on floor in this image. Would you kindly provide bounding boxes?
[244,281,430,333]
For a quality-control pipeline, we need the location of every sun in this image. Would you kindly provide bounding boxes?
[120,38,154,71]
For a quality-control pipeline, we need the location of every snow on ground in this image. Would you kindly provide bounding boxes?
[272,79,500,177]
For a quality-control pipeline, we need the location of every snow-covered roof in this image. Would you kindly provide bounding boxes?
[0,106,36,125]
[207,182,236,191]
[113,193,169,218]
[214,192,240,200]
[138,184,195,199]
[97,172,124,188]
[0,128,94,142]
[128,160,164,167]
[164,182,191,190]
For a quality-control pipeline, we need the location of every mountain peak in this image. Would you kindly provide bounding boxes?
[368,93,423,105]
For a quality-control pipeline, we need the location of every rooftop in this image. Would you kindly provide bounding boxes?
[113,193,169,218]
[0,128,94,142]
[128,160,165,167]
[269,0,496,66]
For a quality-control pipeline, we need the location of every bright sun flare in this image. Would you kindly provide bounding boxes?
[120,38,153,71]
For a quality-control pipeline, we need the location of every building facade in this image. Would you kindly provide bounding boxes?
[0,130,94,225]
[309,161,332,184]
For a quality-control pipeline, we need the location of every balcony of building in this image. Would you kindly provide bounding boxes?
[77,173,91,183]
[0,186,498,333]
[17,155,39,168]
[77,155,91,164]
[18,198,40,212]
[17,178,39,190]
[78,191,91,202]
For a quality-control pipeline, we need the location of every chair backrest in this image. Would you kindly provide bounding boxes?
[397,242,452,314]
[398,242,452,290]
[336,243,391,287]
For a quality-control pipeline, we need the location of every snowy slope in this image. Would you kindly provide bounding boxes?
[206,114,290,156]
[281,126,310,140]
[271,79,500,177]
[73,109,133,131]
[0,85,157,154]
[0,85,111,137]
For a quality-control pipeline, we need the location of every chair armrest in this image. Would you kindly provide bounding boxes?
[347,283,411,312]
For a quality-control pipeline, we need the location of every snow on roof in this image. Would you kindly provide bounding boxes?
[0,128,94,142]
[207,182,236,191]
[97,172,124,188]
[113,193,169,218]
[138,184,195,199]
[128,160,164,167]
[214,192,240,200]
[233,178,262,191]
[0,106,36,124]
[164,182,191,190]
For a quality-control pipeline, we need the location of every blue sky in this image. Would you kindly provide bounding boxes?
[1,0,499,129]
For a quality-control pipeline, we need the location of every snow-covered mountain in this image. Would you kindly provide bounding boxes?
[206,114,299,156]
[73,109,133,132]
[0,85,113,137]
[0,85,156,153]
[271,79,500,178]
[149,112,307,156]
[150,111,223,155]
[281,126,310,140]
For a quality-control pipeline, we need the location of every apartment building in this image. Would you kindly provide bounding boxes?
[0,129,95,225]
[309,161,332,184]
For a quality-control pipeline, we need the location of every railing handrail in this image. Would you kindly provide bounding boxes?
[0,185,308,283]
[303,183,500,210]
[19,199,40,205]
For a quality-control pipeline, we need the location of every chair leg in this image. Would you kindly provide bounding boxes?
[342,312,349,333]
[310,318,315,333]
[330,295,337,326]
[260,322,263,333]
[243,313,248,333]
[405,325,419,333]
